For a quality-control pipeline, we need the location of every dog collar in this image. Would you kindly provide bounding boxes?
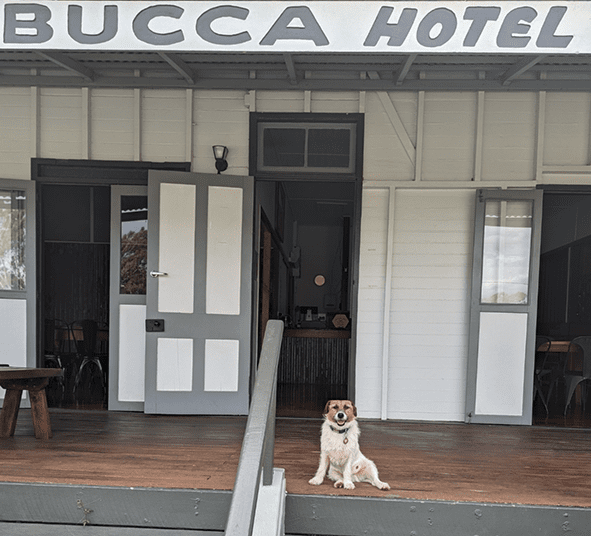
[330,425,348,434]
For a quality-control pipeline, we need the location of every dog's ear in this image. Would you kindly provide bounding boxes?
[352,403,357,417]
[323,400,333,416]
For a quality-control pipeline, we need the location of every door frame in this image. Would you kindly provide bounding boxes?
[32,159,190,401]
[252,177,363,404]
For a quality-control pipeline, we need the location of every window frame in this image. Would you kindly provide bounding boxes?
[249,113,364,181]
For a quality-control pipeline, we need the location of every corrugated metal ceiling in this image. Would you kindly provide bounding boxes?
[1,50,590,90]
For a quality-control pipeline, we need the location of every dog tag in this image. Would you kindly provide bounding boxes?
[343,438,349,444]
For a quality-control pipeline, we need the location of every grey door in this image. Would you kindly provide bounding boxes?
[0,179,36,371]
[465,189,543,425]
[109,186,148,411]
[144,170,253,414]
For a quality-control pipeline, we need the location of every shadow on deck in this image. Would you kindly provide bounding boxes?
[1,409,590,534]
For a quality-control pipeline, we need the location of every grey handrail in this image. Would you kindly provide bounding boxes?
[224,319,285,536]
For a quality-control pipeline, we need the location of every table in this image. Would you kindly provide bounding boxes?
[537,340,571,353]
[0,367,63,439]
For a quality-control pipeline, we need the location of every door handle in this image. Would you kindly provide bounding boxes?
[149,271,168,278]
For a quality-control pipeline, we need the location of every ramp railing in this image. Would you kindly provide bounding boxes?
[224,319,285,536]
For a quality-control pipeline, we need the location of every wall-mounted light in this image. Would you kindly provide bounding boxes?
[212,145,228,174]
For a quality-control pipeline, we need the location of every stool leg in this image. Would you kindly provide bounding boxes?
[0,388,23,438]
[29,387,52,440]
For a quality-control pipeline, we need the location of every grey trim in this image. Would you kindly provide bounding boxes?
[348,178,363,404]
[285,494,591,536]
[0,523,220,536]
[1,483,590,535]
[3,50,591,92]
[109,186,147,413]
[0,482,231,531]
[8,74,591,92]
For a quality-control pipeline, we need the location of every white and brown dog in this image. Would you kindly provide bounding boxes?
[309,400,390,490]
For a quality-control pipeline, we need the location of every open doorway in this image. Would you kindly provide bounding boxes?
[535,191,591,427]
[256,180,357,418]
[40,183,111,409]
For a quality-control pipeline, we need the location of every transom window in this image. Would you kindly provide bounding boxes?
[250,113,363,179]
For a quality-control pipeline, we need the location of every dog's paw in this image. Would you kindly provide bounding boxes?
[343,481,355,490]
[378,482,391,491]
[309,477,323,486]
[334,480,344,488]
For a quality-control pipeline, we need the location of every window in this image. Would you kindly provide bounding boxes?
[0,189,26,291]
[120,195,148,295]
[250,113,363,178]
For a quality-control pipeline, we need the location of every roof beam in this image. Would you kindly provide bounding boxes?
[36,51,95,82]
[500,55,546,86]
[395,54,417,86]
[157,52,197,85]
[284,53,298,85]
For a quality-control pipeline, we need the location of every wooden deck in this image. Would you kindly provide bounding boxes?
[1,409,591,508]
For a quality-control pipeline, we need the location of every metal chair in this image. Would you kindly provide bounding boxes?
[563,336,591,415]
[72,319,108,407]
[43,318,69,406]
[534,335,553,414]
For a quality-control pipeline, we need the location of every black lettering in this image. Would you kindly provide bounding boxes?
[196,6,250,45]
[497,6,536,48]
[416,8,457,48]
[260,7,328,46]
[463,6,501,47]
[4,3,53,43]
[68,5,117,45]
[364,7,417,47]
[536,6,573,48]
[133,5,184,46]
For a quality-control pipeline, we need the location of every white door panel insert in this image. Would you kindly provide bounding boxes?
[206,186,243,315]
[158,182,196,314]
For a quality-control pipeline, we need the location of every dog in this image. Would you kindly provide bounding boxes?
[308,400,390,490]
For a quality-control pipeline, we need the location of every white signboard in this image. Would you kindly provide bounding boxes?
[0,1,588,53]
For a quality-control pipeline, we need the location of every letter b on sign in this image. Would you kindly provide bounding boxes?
[4,4,54,43]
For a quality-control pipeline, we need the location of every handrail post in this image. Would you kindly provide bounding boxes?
[262,381,277,486]
[224,319,284,536]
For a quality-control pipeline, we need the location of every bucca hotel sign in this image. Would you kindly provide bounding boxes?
[0,1,588,53]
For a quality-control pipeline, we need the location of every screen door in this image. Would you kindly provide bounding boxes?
[144,170,253,414]
[465,189,543,425]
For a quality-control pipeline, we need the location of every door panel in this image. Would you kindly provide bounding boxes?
[465,189,543,425]
[145,170,253,415]
[109,186,148,411]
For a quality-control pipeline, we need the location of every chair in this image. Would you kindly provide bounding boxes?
[563,336,591,415]
[534,336,553,414]
[72,319,108,407]
[43,318,69,406]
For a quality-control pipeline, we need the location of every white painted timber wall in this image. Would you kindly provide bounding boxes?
[2,86,591,419]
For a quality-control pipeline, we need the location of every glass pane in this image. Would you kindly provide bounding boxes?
[0,190,26,291]
[263,128,305,167]
[308,128,351,168]
[120,195,147,295]
[481,200,533,304]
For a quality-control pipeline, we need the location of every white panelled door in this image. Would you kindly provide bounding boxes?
[144,170,253,414]
[465,189,543,425]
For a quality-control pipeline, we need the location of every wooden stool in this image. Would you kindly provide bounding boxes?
[0,368,63,439]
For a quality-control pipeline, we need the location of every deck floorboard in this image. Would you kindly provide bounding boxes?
[1,409,590,508]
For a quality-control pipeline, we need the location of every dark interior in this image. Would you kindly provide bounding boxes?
[41,184,110,409]
[535,193,591,426]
